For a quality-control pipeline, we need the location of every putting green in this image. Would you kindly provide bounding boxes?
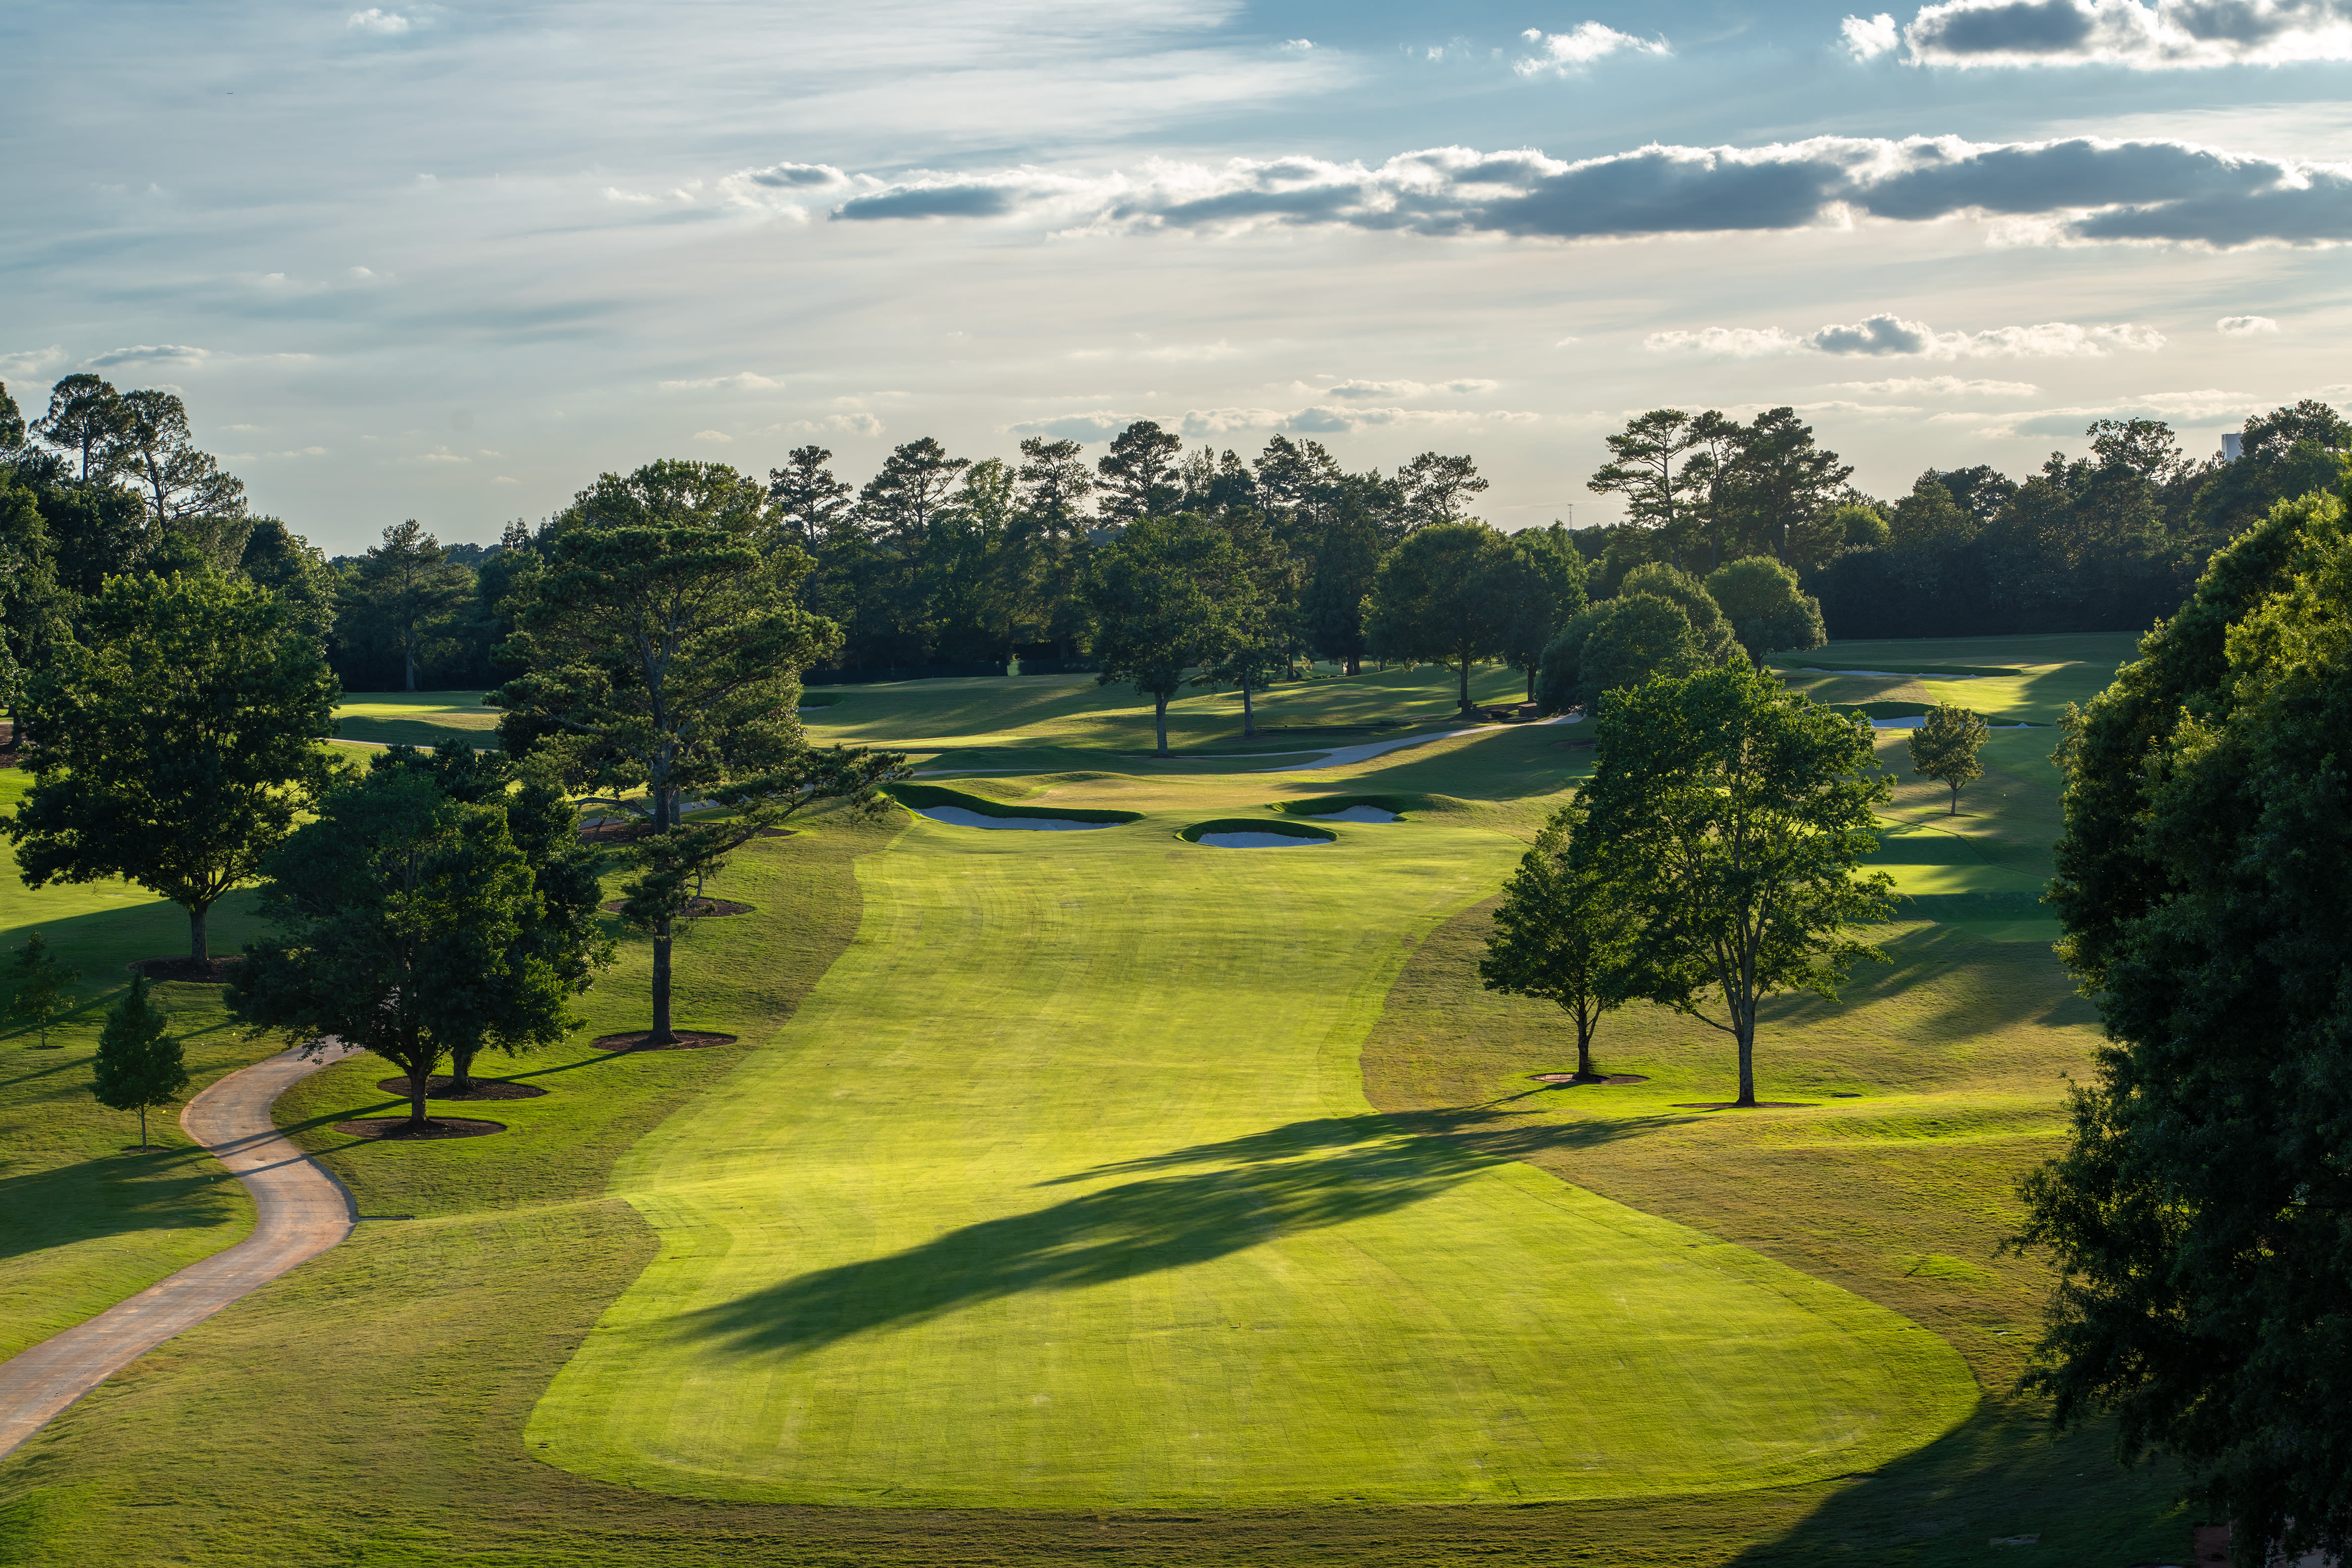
[528,801,1975,1506]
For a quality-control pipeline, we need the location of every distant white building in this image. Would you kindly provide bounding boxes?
[2221,433,2244,462]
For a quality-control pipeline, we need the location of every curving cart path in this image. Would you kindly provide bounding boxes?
[0,1045,357,1461]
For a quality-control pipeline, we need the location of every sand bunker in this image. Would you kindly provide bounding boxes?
[918,806,1114,832]
[1197,831,1334,848]
[1305,805,1399,823]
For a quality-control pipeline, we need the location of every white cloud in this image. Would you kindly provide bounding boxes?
[1313,377,1500,400]
[1831,374,2042,394]
[659,371,784,391]
[83,343,210,369]
[1899,0,2352,68]
[1844,12,1903,57]
[1280,39,1313,52]
[1515,22,1671,73]
[1645,326,1808,356]
[787,412,884,438]
[492,476,519,485]
[810,133,2352,250]
[2217,313,2279,334]
[416,448,468,463]
[691,429,734,443]
[347,8,412,35]
[1007,411,1133,441]
[0,345,66,379]
[1655,314,2163,359]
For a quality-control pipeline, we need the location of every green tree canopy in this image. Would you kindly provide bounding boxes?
[1494,527,1589,701]
[231,764,571,1129]
[1478,799,1637,1080]
[343,519,472,691]
[1096,420,1183,524]
[1576,663,1893,1106]
[91,977,188,1148]
[1705,555,1826,666]
[6,930,79,1048]
[2020,488,2352,1561]
[1617,561,1740,666]
[1363,520,1515,712]
[9,568,339,962]
[1085,512,1244,756]
[1906,702,1989,815]
[490,461,895,1043]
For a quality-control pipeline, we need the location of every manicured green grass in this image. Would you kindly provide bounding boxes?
[330,690,501,750]
[1770,631,2139,727]
[530,794,1970,1506]
[0,643,2192,1565]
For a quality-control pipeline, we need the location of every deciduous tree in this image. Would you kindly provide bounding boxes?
[1577,664,1893,1106]
[1479,800,1636,1080]
[9,568,339,963]
[231,764,569,1129]
[1705,555,1826,666]
[1363,521,1515,712]
[1906,702,1988,815]
[1086,512,1243,755]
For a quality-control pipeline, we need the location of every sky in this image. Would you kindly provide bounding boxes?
[4,0,2350,553]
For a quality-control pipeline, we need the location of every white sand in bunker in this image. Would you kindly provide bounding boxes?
[916,805,1113,832]
[1305,805,1399,823]
[1197,831,1334,848]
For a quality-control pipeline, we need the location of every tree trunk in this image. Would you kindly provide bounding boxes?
[408,1073,429,1129]
[448,1048,474,1093]
[1949,783,1960,816]
[138,1106,148,1148]
[1458,657,1473,713]
[1344,654,1360,677]
[1575,1010,1597,1080]
[1240,677,1256,738]
[404,633,418,693]
[188,903,210,964]
[1526,667,1537,702]
[1734,1017,1757,1107]
[1153,693,1170,757]
[650,919,675,1045]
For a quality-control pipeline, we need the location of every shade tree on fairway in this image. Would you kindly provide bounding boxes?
[368,740,613,1089]
[1190,508,1296,738]
[1479,799,1637,1080]
[1908,702,1990,815]
[1086,512,1249,756]
[8,566,339,965]
[1576,663,1894,1107]
[1493,528,1589,702]
[490,460,902,1045]
[2020,489,2352,1563]
[91,977,188,1148]
[7,930,79,1048]
[1363,521,1520,713]
[230,761,586,1130]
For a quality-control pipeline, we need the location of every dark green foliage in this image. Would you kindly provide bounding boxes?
[6,930,79,1048]
[1096,420,1183,523]
[2021,488,2352,1560]
[0,380,24,453]
[1086,512,1247,755]
[1617,561,1740,665]
[1575,664,1894,1106]
[1363,521,1517,712]
[8,567,339,962]
[1907,702,1989,815]
[1494,527,1588,700]
[230,765,575,1128]
[90,977,187,1147]
[1533,569,1733,718]
[338,520,472,691]
[1478,799,1635,1079]
[1706,555,1826,665]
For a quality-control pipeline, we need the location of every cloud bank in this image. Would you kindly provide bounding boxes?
[1647,313,2165,358]
[1895,0,2352,67]
[746,134,2352,249]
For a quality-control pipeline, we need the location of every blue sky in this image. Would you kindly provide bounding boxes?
[5,0,2349,550]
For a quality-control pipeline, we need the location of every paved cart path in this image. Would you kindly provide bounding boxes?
[0,1045,356,1461]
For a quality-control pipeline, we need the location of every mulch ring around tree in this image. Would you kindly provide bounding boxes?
[1671,1102,1818,1111]
[128,956,245,983]
[591,1030,739,1053]
[599,897,753,918]
[375,1077,547,1101]
[1529,1073,1651,1087]
[334,1116,507,1140]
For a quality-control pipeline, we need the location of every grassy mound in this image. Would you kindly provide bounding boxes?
[1174,816,1339,844]
[884,782,1143,824]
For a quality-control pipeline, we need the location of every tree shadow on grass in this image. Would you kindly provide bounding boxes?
[670,1106,1657,1361]
[0,1142,243,1262]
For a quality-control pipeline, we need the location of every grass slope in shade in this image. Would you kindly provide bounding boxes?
[0,769,275,1362]
[330,690,500,750]
[529,804,1974,1507]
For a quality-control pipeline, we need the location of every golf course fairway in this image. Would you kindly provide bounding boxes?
[527,797,1976,1507]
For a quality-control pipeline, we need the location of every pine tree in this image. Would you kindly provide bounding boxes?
[91,978,188,1148]
[6,931,79,1047]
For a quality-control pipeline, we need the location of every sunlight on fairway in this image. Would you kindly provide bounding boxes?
[528,808,1976,1506]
